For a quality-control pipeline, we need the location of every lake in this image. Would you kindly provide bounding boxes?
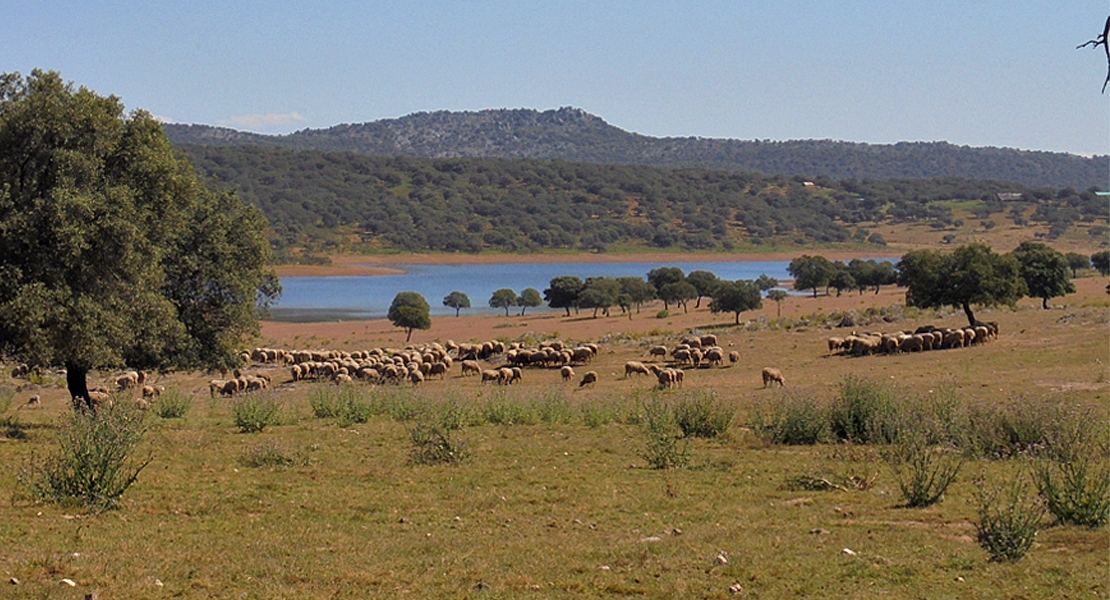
[269,259,877,321]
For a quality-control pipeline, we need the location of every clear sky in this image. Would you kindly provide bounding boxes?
[4,1,1108,156]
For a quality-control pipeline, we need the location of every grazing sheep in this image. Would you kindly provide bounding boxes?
[579,371,598,387]
[408,370,424,385]
[24,395,41,408]
[461,360,482,377]
[700,334,718,348]
[672,348,692,364]
[208,379,226,397]
[334,373,353,385]
[428,362,449,379]
[624,361,650,377]
[761,367,785,388]
[648,346,668,360]
[560,366,575,381]
[116,371,140,391]
[728,350,740,365]
[827,337,845,354]
[703,348,724,367]
[481,369,501,384]
[657,369,675,389]
[141,385,163,399]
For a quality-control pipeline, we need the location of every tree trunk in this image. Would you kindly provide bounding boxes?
[65,362,93,412]
[812,289,818,298]
[1042,297,1049,309]
[564,307,571,317]
[406,328,413,342]
[735,312,740,325]
[962,302,977,328]
[455,308,460,317]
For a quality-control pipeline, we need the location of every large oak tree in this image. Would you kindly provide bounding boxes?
[897,243,1025,327]
[0,70,279,410]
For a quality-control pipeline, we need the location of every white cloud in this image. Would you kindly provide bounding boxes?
[220,112,306,131]
[151,114,177,124]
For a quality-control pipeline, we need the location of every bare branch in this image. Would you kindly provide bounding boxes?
[1077,16,1110,93]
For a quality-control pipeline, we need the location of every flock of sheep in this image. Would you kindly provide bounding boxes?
[827,322,999,356]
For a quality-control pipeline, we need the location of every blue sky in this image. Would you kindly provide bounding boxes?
[4,1,1108,156]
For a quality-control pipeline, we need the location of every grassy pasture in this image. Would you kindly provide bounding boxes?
[0,280,1107,599]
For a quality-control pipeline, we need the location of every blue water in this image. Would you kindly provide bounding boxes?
[270,259,875,321]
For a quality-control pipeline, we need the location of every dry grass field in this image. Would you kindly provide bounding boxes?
[1,268,1107,598]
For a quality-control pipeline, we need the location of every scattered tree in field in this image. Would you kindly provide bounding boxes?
[710,280,763,324]
[847,259,898,294]
[442,291,471,317]
[789,255,836,297]
[828,264,856,297]
[647,266,686,296]
[617,276,656,313]
[518,287,542,316]
[660,281,698,313]
[754,274,779,292]
[578,277,621,318]
[490,288,519,316]
[686,270,721,308]
[1012,242,1075,309]
[544,275,585,316]
[1092,250,1110,276]
[1064,252,1091,277]
[0,70,279,409]
[897,243,1026,327]
[388,292,431,342]
[767,289,789,317]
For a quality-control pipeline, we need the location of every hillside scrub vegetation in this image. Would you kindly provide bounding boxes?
[175,144,1108,256]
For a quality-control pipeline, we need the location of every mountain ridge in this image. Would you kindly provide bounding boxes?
[163,108,1108,189]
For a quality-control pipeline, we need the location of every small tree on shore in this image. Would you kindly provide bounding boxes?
[388,292,431,342]
[767,289,789,317]
[1011,242,1075,309]
[442,291,471,317]
[518,288,542,316]
[490,288,518,316]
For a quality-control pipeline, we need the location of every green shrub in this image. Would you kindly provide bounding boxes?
[975,472,1045,562]
[1034,409,1110,527]
[883,428,963,508]
[655,309,670,319]
[641,400,690,470]
[581,401,619,428]
[829,375,897,445]
[308,388,343,418]
[537,391,574,425]
[673,390,733,438]
[22,401,151,511]
[964,400,1053,458]
[752,392,828,445]
[0,386,13,414]
[409,423,469,465]
[231,394,282,433]
[483,392,538,426]
[153,388,192,419]
[372,387,424,422]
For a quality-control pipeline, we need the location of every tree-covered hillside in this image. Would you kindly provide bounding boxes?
[164,108,1109,190]
[177,144,1106,256]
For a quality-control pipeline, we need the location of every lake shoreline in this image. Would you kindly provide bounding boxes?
[273,249,902,278]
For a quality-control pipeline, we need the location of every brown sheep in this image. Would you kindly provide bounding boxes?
[700,334,718,348]
[481,369,501,384]
[560,365,575,381]
[461,360,482,376]
[624,361,650,377]
[728,350,740,365]
[761,367,785,388]
[579,371,598,387]
[648,345,668,360]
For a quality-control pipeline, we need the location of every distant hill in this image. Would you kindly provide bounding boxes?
[163,108,1107,189]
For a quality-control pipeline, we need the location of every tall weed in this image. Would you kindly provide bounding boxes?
[22,402,151,511]
[673,390,733,438]
[641,399,690,470]
[975,472,1045,562]
[153,388,192,419]
[829,375,897,445]
[1034,406,1110,527]
[883,427,963,508]
[231,394,282,433]
[751,392,828,445]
